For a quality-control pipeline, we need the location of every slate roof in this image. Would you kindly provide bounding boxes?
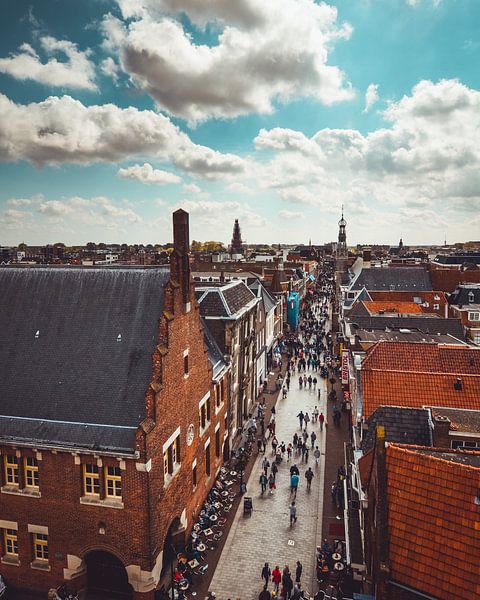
[429,407,480,434]
[448,283,480,306]
[361,342,480,417]
[196,280,257,318]
[350,267,432,292]
[248,279,277,313]
[433,253,480,265]
[346,315,465,340]
[202,318,227,380]
[361,406,432,452]
[354,330,463,346]
[0,266,170,452]
[386,444,480,600]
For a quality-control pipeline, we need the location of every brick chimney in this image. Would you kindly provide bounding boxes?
[432,414,451,447]
[171,209,191,309]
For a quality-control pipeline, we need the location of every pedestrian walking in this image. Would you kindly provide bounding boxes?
[305,467,314,491]
[310,430,317,449]
[262,562,271,587]
[259,586,271,600]
[297,411,304,429]
[319,412,325,430]
[268,473,276,495]
[314,446,321,465]
[271,435,278,456]
[299,375,303,389]
[262,435,267,453]
[272,566,282,593]
[259,472,268,494]
[304,412,310,428]
[289,501,297,528]
[262,456,270,476]
[312,406,319,423]
[287,444,293,462]
[282,569,294,600]
[271,461,278,482]
[290,472,299,496]
[302,429,308,444]
[257,437,263,453]
[295,561,303,583]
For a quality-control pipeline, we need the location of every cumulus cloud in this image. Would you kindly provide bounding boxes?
[252,79,480,217]
[363,83,379,112]
[0,93,246,179]
[183,183,202,194]
[279,209,304,219]
[118,162,181,184]
[100,57,120,83]
[226,182,254,195]
[0,36,97,90]
[175,199,266,230]
[103,0,353,121]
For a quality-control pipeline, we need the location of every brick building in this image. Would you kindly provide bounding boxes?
[448,283,480,345]
[0,210,228,598]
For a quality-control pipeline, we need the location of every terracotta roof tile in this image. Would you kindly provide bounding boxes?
[361,342,480,417]
[363,300,424,314]
[386,445,480,600]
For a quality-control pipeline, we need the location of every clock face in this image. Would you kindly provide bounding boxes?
[186,424,194,446]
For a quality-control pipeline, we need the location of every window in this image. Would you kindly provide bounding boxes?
[468,312,480,321]
[473,332,480,346]
[205,443,211,477]
[4,455,19,486]
[451,439,480,449]
[3,529,18,557]
[105,466,122,499]
[24,457,39,489]
[163,434,181,477]
[184,354,189,375]
[83,464,100,496]
[215,428,220,458]
[33,533,48,562]
[199,394,211,432]
[433,304,440,310]
[192,463,197,489]
[468,291,475,303]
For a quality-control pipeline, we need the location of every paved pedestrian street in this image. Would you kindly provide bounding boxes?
[210,342,330,598]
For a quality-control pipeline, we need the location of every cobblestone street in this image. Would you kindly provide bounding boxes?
[210,310,332,600]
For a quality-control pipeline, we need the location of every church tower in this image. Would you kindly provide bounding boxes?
[230,219,244,257]
[337,206,347,257]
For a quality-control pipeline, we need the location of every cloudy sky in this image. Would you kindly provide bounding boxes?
[1,0,479,246]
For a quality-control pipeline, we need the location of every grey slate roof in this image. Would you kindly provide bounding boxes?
[202,318,227,380]
[448,284,480,306]
[433,253,480,265]
[248,279,277,313]
[346,315,465,340]
[196,280,257,319]
[350,267,432,292]
[362,406,432,452]
[0,266,169,452]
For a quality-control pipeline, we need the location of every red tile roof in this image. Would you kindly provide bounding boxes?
[363,300,424,314]
[362,342,480,417]
[387,444,480,600]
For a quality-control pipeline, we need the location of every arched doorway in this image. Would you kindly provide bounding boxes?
[161,517,185,576]
[85,550,133,599]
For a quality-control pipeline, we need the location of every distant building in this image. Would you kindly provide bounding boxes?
[229,218,244,259]
[448,283,480,345]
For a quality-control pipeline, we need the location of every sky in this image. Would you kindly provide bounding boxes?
[1,0,479,246]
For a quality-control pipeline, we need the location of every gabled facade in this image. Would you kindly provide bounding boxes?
[0,210,227,599]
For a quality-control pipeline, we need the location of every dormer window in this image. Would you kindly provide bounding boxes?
[468,291,475,303]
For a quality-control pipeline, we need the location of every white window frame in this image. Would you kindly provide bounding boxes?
[198,392,211,436]
[163,427,181,487]
[468,312,480,321]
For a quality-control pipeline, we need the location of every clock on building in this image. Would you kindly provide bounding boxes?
[186,424,194,446]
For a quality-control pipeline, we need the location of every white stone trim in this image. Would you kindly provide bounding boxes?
[163,427,181,453]
[63,554,86,580]
[204,438,211,450]
[135,459,152,472]
[0,519,17,529]
[215,423,220,432]
[27,524,48,535]
[183,348,189,357]
[35,451,42,461]
[192,458,197,469]
[180,508,187,529]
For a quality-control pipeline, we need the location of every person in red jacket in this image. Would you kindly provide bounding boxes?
[272,565,282,593]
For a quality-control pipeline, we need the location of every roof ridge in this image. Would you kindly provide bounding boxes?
[388,443,480,471]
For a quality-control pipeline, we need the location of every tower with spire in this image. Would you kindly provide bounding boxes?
[230,218,244,257]
[337,205,347,257]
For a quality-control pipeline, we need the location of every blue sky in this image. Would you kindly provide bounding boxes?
[1,0,479,246]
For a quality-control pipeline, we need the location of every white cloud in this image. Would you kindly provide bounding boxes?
[279,209,304,219]
[183,183,202,194]
[226,182,254,195]
[118,162,182,184]
[363,83,379,113]
[0,93,246,179]
[175,199,266,232]
[104,0,353,121]
[251,79,480,220]
[0,36,97,90]
[100,57,120,83]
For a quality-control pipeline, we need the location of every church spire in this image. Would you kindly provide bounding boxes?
[337,205,347,257]
[230,218,244,257]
